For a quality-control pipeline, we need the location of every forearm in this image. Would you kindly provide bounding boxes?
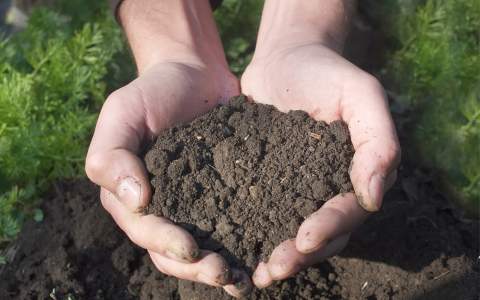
[255,0,355,55]
[118,0,228,74]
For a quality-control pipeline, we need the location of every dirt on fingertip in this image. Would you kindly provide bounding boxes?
[143,96,355,274]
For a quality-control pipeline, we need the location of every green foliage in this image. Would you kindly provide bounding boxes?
[0,7,124,241]
[215,0,263,75]
[387,0,480,212]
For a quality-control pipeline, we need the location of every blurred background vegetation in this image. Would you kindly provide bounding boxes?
[0,0,478,248]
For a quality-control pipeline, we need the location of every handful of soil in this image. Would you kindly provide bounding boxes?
[144,96,354,272]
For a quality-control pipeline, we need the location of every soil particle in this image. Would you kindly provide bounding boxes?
[144,96,354,272]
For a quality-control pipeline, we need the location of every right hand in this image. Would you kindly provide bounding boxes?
[85,60,251,297]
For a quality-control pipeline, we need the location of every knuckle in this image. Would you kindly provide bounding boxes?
[99,189,110,209]
[102,90,125,112]
[105,88,126,105]
[384,141,401,168]
[126,225,144,247]
[355,73,388,104]
[361,73,384,92]
[103,86,139,112]
[271,261,293,279]
[85,152,108,182]
[102,91,118,110]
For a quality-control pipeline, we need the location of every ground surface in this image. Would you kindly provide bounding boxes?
[0,165,478,299]
[144,96,354,272]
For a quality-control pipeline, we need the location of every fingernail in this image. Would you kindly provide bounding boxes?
[197,265,231,286]
[166,245,200,263]
[252,264,272,289]
[117,177,142,209]
[368,173,385,211]
[165,249,185,262]
[189,248,200,260]
[213,265,233,285]
[298,237,330,254]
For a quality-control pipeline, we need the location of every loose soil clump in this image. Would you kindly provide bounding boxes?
[144,96,354,272]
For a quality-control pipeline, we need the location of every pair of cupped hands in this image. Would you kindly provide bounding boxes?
[86,41,400,297]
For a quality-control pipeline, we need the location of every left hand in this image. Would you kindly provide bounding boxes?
[241,42,400,287]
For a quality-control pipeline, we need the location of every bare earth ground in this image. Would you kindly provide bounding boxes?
[0,165,478,299]
[0,8,479,300]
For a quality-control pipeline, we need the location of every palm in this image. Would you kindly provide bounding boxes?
[87,60,252,297]
[122,62,239,139]
[241,43,400,287]
[242,45,353,119]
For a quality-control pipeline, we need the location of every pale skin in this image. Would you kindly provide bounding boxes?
[86,0,400,297]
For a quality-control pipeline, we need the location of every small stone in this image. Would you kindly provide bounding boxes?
[216,218,234,236]
[238,186,249,200]
[223,127,232,137]
[167,159,186,179]
[197,219,214,233]
[294,198,317,218]
[249,185,259,200]
[312,178,329,199]
[256,231,265,239]
[205,197,217,208]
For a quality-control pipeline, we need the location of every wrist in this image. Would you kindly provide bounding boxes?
[253,0,355,57]
[119,0,229,74]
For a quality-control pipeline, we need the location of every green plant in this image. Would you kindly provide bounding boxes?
[386,0,480,212]
[0,7,125,241]
[214,0,263,75]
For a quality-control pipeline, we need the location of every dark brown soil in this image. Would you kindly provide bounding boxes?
[0,167,478,299]
[144,96,354,272]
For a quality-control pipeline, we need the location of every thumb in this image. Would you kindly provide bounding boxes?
[86,87,151,211]
[87,149,150,211]
[86,84,200,263]
[342,75,401,211]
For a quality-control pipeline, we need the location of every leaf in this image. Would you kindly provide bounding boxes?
[0,2,127,241]
[385,0,480,213]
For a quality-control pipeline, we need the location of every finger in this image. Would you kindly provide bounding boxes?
[296,193,368,254]
[266,236,349,282]
[341,74,401,211]
[90,150,151,211]
[149,250,232,287]
[223,269,253,298]
[86,87,151,211]
[101,189,199,262]
[252,261,273,288]
[152,249,253,297]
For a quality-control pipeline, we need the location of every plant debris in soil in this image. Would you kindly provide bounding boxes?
[143,96,354,273]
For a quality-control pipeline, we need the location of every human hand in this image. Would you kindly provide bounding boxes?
[241,0,400,287]
[86,0,252,297]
